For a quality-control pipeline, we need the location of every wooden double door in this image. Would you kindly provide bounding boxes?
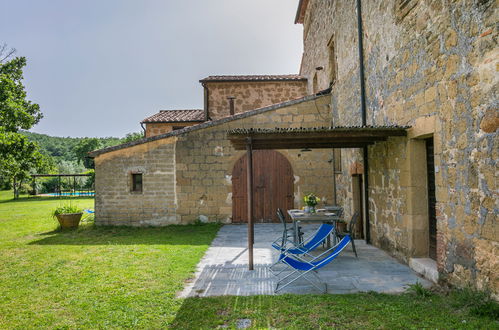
[232,150,294,223]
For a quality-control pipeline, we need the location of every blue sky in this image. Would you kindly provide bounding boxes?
[1,0,303,137]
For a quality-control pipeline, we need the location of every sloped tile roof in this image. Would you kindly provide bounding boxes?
[199,74,307,82]
[90,93,329,157]
[141,109,205,123]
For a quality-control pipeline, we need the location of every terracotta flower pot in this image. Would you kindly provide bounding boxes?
[56,213,83,229]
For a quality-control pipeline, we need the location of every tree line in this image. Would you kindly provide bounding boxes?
[0,44,143,198]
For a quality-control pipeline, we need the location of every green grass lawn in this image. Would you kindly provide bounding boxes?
[0,190,220,328]
[0,190,497,329]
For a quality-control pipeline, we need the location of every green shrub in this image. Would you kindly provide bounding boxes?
[450,287,499,319]
[52,204,83,217]
[407,282,433,298]
[82,169,95,189]
[19,182,33,194]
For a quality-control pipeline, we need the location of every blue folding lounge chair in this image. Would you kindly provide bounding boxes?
[271,223,335,258]
[274,235,351,293]
[270,223,335,272]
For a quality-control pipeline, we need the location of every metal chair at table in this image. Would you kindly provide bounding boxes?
[324,205,344,216]
[336,212,360,258]
[318,206,344,247]
[277,208,304,245]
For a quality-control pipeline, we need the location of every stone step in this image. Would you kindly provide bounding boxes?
[409,257,439,283]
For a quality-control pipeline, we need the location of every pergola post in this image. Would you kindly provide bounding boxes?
[246,137,254,271]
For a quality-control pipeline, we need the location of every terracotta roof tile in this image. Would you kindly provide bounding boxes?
[141,109,205,123]
[199,74,307,82]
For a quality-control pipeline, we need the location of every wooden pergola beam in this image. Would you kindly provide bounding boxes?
[246,138,254,271]
[231,142,376,150]
[227,126,408,151]
[228,126,410,271]
[230,137,385,150]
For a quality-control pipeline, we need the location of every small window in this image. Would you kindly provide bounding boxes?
[327,35,337,86]
[312,73,319,94]
[333,149,342,173]
[131,173,143,192]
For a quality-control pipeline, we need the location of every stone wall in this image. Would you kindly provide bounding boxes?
[145,122,202,138]
[175,95,334,223]
[94,138,178,226]
[204,81,308,120]
[300,0,498,294]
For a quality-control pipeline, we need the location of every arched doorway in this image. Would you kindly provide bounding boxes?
[232,150,294,223]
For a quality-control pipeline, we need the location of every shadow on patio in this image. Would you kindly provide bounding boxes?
[179,224,431,297]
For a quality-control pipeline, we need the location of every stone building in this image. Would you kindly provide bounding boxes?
[142,109,205,138]
[91,0,497,296]
[90,74,334,226]
[294,0,497,295]
[200,75,307,120]
[142,75,308,137]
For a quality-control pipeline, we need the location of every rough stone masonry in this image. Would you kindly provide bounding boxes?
[298,0,497,296]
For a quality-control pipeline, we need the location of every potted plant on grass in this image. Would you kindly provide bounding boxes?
[52,204,83,229]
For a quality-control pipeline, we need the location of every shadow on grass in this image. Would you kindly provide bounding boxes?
[29,223,222,246]
[0,195,94,204]
[170,291,499,329]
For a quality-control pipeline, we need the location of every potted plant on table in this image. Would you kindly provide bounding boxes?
[52,204,83,229]
[303,193,320,213]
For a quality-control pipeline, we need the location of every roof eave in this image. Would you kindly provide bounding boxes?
[199,78,307,83]
[295,0,309,24]
[89,93,330,158]
[141,120,205,124]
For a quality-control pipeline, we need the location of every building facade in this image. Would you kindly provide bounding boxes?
[296,0,497,295]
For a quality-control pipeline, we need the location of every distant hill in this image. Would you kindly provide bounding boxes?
[21,131,122,162]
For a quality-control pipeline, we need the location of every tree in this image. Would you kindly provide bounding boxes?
[0,45,49,198]
[0,59,42,132]
[74,138,101,169]
[121,132,143,143]
[0,132,55,198]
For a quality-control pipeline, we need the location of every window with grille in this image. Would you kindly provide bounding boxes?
[131,173,143,192]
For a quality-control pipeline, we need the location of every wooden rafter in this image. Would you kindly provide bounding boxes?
[228,126,408,150]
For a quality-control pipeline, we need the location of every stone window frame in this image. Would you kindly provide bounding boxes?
[327,34,337,86]
[333,148,342,173]
[312,72,319,94]
[130,172,143,193]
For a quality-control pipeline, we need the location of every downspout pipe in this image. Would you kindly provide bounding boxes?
[140,122,146,137]
[202,82,210,121]
[356,0,367,126]
[356,0,371,244]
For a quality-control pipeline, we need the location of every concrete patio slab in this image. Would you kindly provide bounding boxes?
[179,224,432,297]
